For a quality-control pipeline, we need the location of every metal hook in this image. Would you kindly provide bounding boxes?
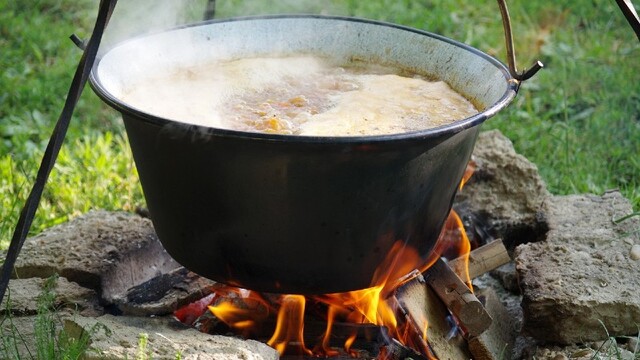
[496,0,544,82]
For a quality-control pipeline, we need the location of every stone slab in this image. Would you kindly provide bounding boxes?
[489,262,519,293]
[65,314,279,360]
[1,276,101,316]
[0,315,39,358]
[516,191,640,344]
[456,130,551,249]
[524,341,636,360]
[13,211,179,297]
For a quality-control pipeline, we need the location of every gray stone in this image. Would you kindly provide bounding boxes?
[489,262,519,293]
[64,314,279,360]
[456,130,551,249]
[516,191,640,344]
[0,315,40,358]
[524,340,636,360]
[626,336,639,353]
[1,277,101,316]
[472,273,523,332]
[13,211,180,299]
[524,345,594,360]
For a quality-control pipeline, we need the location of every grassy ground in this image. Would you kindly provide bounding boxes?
[1,0,639,249]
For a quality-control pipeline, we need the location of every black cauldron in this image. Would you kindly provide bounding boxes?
[90,15,520,294]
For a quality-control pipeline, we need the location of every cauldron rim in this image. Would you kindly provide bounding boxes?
[89,14,518,144]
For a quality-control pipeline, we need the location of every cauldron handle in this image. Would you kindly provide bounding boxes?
[496,0,544,82]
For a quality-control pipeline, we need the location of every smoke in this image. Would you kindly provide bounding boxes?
[214,0,349,18]
[102,0,208,49]
[102,0,350,49]
[97,0,355,89]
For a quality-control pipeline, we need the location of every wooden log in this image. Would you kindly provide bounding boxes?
[424,258,492,336]
[447,239,510,280]
[125,267,190,304]
[467,288,518,360]
[396,275,472,360]
[118,267,216,316]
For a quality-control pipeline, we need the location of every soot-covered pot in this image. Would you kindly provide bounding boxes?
[90,13,533,294]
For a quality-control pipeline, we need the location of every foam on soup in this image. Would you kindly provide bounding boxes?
[121,56,478,136]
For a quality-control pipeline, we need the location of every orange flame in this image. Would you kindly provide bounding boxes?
[459,159,476,190]
[318,305,341,357]
[267,295,313,356]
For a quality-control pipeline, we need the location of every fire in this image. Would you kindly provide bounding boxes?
[267,295,312,356]
[430,210,473,291]
[194,209,472,358]
[459,159,476,190]
[178,163,476,358]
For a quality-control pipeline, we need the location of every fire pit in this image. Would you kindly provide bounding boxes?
[94,161,509,359]
[4,130,640,359]
[3,0,640,358]
[83,4,540,356]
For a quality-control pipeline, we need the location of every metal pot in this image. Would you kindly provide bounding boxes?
[90,12,536,294]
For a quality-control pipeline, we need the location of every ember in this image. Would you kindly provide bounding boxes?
[175,166,481,359]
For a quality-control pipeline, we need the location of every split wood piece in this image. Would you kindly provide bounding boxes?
[467,288,518,360]
[424,258,492,337]
[125,267,190,304]
[383,338,432,360]
[448,239,511,280]
[117,267,216,316]
[397,276,472,360]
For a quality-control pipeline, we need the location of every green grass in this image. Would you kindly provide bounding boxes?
[1,0,639,249]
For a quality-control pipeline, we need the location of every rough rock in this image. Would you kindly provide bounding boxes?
[468,288,518,360]
[524,341,636,360]
[456,130,551,249]
[13,211,180,298]
[65,314,279,360]
[489,262,519,293]
[1,276,101,316]
[0,315,40,358]
[516,191,640,344]
[627,336,639,353]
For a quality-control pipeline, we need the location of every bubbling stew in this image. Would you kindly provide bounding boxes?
[121,56,478,136]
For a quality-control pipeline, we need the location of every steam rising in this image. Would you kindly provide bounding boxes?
[102,0,206,50]
[102,0,350,51]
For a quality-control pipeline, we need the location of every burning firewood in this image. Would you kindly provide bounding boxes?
[424,258,492,337]
[447,240,511,280]
[395,239,511,359]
